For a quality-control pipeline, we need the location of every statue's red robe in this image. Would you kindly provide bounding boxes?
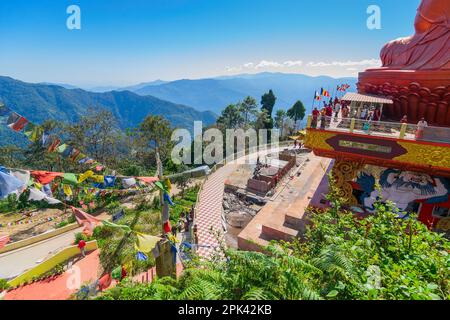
[381,0,449,70]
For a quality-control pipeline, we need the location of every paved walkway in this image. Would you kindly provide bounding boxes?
[195,144,293,258]
[0,226,84,280]
[195,164,238,258]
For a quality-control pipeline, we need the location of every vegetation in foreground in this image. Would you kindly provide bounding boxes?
[91,186,199,276]
[97,186,450,301]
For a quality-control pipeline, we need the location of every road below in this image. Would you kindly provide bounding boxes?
[0,227,83,279]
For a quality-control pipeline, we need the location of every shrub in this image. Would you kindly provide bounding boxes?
[74,232,88,245]
[0,279,10,292]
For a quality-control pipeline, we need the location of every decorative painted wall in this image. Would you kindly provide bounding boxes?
[353,166,450,215]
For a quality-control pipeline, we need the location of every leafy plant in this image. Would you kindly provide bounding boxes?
[97,180,450,301]
[0,278,11,292]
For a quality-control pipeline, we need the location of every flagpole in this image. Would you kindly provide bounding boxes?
[311,91,316,113]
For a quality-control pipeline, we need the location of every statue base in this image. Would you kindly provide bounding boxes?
[358,69,450,126]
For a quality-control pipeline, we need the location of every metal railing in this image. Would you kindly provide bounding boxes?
[307,114,450,145]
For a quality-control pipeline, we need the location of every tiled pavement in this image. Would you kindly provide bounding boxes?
[194,144,293,259]
[195,164,238,258]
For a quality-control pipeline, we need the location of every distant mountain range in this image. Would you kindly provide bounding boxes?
[132,73,357,114]
[43,72,357,115]
[0,76,216,146]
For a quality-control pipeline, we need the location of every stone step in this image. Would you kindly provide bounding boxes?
[261,220,299,242]
[284,213,307,234]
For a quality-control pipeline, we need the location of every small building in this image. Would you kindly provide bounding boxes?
[341,92,393,120]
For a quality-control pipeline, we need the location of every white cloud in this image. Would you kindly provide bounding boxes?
[307,59,381,67]
[255,60,283,69]
[226,59,303,72]
[283,60,303,67]
[225,66,242,72]
[225,58,380,77]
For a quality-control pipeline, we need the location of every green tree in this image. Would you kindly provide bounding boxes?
[138,115,174,165]
[0,145,23,167]
[64,109,123,167]
[274,110,287,137]
[216,104,244,130]
[261,90,276,118]
[238,96,258,128]
[287,100,306,131]
[260,90,276,130]
[172,165,192,196]
[255,110,270,132]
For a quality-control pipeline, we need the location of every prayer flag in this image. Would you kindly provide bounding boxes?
[111,266,123,281]
[78,170,94,183]
[163,192,174,206]
[155,181,168,193]
[135,232,162,253]
[165,178,172,193]
[92,174,104,183]
[102,220,132,233]
[164,221,171,233]
[0,104,10,117]
[0,235,10,249]
[63,184,73,196]
[10,116,29,132]
[104,176,116,188]
[63,173,78,185]
[61,145,74,158]
[0,171,24,199]
[56,144,68,154]
[136,251,148,261]
[138,176,159,185]
[31,171,64,185]
[122,178,136,189]
[6,112,20,126]
[314,91,321,101]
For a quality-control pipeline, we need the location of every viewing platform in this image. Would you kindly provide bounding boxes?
[304,115,450,178]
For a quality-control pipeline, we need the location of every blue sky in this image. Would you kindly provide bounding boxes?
[0,0,420,87]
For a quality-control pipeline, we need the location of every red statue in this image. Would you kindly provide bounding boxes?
[381,0,449,70]
[358,0,450,126]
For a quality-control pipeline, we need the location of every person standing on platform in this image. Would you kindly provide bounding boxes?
[415,118,428,140]
[374,107,382,122]
[401,115,408,124]
[312,107,320,128]
[320,108,327,130]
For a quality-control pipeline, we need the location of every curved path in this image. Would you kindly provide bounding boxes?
[0,227,84,280]
[195,144,292,258]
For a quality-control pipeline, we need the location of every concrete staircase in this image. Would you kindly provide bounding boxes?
[238,156,331,252]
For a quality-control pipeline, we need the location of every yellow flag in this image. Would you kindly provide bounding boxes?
[165,178,172,193]
[63,184,73,196]
[78,170,94,183]
[92,175,104,183]
[167,234,179,243]
[135,232,162,253]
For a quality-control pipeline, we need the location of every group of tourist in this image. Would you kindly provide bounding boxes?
[400,115,429,140]
[310,97,351,129]
[309,98,430,140]
[172,205,198,244]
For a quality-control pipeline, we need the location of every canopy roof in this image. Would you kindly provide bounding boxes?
[341,92,393,104]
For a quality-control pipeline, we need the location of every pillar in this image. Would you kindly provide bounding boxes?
[155,240,176,278]
[330,160,364,205]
